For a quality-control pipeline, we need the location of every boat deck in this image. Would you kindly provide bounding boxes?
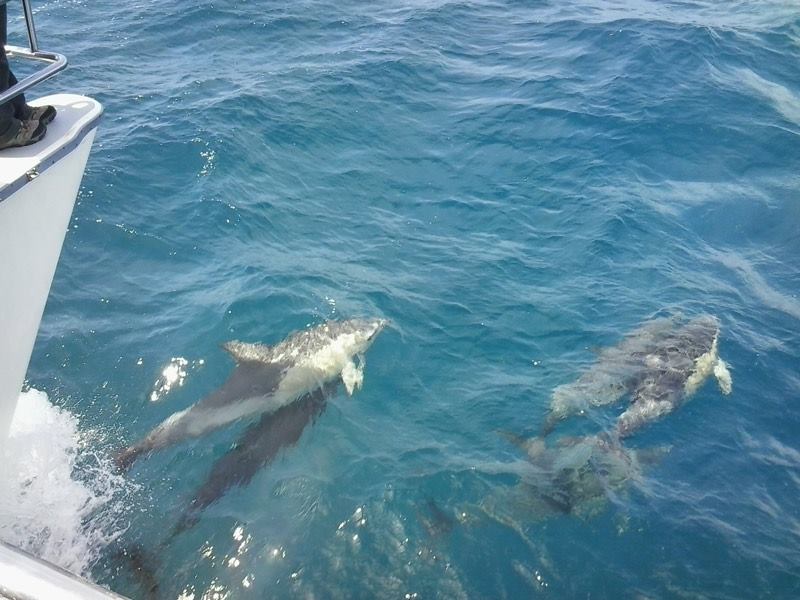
[0,93,102,201]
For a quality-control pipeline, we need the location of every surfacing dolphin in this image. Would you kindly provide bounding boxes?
[543,314,732,438]
[542,317,676,434]
[614,315,731,436]
[116,318,386,470]
[173,381,338,535]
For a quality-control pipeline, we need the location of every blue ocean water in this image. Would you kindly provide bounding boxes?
[14,0,800,597]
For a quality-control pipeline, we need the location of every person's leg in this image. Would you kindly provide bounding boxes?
[13,69,56,124]
[0,64,21,142]
[9,70,28,120]
[0,4,46,148]
[1,8,56,125]
[0,3,18,142]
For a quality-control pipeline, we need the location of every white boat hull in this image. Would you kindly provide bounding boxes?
[0,93,102,438]
[0,541,126,600]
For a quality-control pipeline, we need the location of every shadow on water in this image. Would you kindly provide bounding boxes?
[172,382,335,537]
[110,382,339,598]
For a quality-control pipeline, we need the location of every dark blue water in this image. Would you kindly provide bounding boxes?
[16,0,800,597]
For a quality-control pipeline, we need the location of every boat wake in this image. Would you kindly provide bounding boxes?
[0,388,130,577]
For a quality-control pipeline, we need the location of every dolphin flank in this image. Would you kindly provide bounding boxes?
[116,318,386,470]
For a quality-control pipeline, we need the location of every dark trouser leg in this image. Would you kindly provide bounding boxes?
[8,70,28,119]
[0,4,21,143]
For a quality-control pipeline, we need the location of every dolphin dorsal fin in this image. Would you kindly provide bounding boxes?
[222,340,272,363]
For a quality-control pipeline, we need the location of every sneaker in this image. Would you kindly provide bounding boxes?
[23,105,57,125]
[0,119,47,150]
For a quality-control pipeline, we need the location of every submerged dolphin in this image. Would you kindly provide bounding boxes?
[497,432,664,519]
[116,318,386,470]
[543,314,731,438]
[174,381,337,534]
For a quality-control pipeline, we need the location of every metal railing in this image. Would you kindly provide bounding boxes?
[0,0,67,105]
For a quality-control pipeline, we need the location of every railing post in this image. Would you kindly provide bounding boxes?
[0,0,67,105]
[21,0,38,53]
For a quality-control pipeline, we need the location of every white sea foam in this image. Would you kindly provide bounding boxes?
[0,389,129,577]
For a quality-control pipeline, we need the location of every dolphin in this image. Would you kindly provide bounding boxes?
[614,314,731,437]
[542,314,731,437]
[542,316,676,434]
[497,432,665,519]
[115,318,386,470]
[173,381,337,534]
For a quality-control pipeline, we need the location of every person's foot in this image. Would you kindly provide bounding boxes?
[22,104,57,125]
[0,119,47,150]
